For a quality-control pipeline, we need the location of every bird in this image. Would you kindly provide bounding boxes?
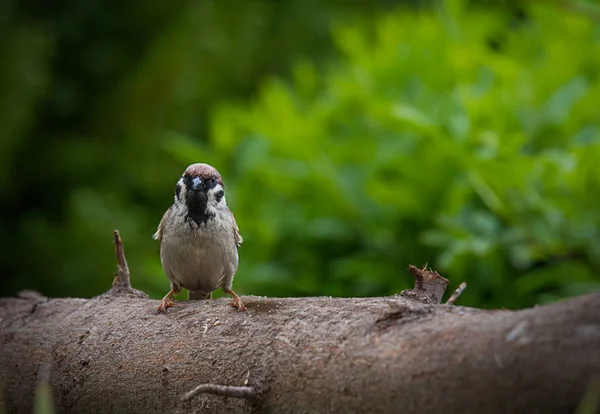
[153,163,246,312]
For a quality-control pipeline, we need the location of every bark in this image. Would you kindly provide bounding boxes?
[1,233,599,413]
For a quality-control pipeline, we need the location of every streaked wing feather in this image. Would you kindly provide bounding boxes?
[231,209,243,247]
[152,207,171,241]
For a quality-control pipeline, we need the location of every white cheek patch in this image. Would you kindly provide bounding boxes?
[175,178,186,204]
[207,184,225,205]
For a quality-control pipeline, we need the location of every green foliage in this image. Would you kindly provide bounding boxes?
[172,2,600,307]
[0,0,397,299]
[2,0,599,310]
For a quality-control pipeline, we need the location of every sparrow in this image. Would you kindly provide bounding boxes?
[153,163,246,312]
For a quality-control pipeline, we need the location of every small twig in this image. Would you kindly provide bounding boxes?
[100,230,148,298]
[181,384,257,402]
[113,230,131,289]
[446,282,467,305]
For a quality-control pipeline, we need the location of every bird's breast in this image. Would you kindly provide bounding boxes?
[160,214,239,292]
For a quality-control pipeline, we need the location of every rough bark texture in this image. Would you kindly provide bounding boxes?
[1,232,599,413]
[1,289,599,413]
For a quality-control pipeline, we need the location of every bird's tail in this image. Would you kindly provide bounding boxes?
[188,290,212,300]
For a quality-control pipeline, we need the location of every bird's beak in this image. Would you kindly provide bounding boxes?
[192,177,203,191]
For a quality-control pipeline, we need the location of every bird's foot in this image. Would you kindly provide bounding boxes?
[157,288,181,313]
[224,288,246,312]
[157,297,175,313]
[230,298,247,312]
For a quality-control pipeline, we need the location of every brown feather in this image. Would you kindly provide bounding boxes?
[231,209,243,247]
[184,163,224,187]
[152,207,171,241]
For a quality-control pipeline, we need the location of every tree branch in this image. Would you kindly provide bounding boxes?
[0,232,598,413]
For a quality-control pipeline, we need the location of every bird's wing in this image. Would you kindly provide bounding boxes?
[152,207,171,241]
[231,209,243,248]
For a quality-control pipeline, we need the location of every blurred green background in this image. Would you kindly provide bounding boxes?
[1,0,599,309]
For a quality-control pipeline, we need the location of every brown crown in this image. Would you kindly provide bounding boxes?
[184,163,223,185]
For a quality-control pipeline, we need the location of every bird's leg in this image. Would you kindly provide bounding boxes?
[158,285,181,313]
[223,288,246,311]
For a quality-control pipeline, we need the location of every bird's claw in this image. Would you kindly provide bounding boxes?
[230,298,247,312]
[157,299,175,313]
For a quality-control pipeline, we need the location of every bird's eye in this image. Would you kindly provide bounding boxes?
[205,177,218,189]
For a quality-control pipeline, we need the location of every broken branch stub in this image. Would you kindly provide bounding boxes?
[101,230,148,299]
[113,229,131,289]
[402,264,449,304]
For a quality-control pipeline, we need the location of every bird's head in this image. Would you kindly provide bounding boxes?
[175,163,227,217]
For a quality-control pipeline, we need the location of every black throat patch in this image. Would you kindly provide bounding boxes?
[185,209,215,228]
[183,174,216,227]
[185,198,215,228]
